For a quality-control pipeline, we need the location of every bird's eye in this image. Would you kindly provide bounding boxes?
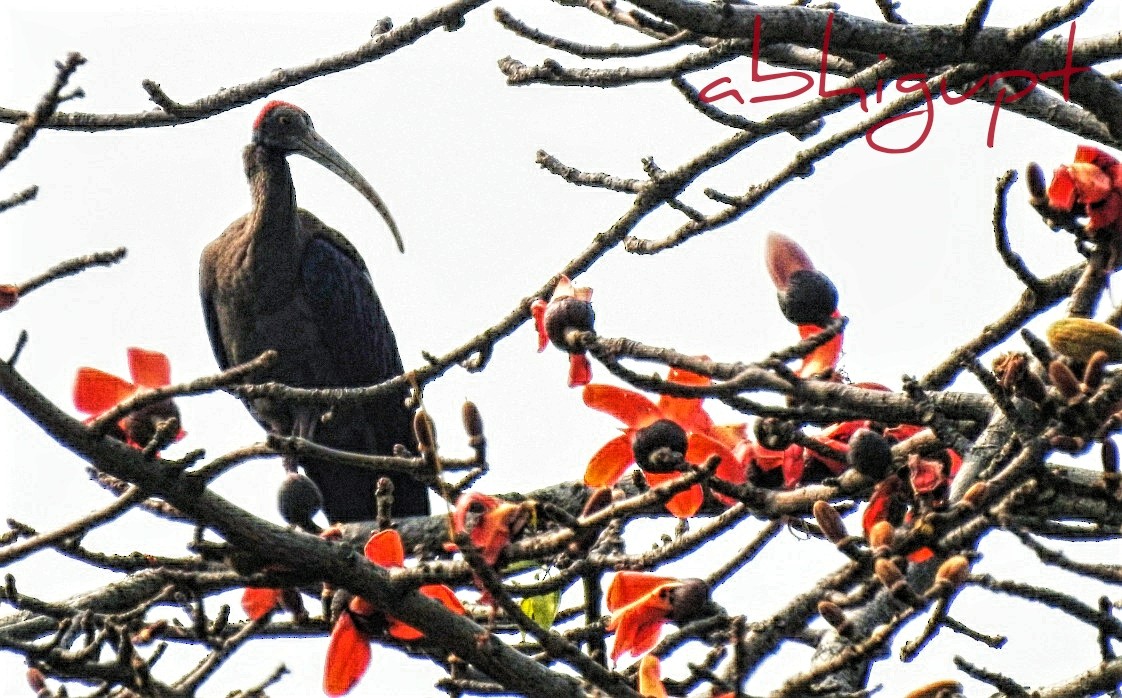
[278,115,291,126]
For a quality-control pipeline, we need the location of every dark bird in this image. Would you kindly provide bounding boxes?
[200,101,429,522]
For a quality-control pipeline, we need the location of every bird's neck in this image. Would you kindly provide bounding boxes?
[242,144,303,271]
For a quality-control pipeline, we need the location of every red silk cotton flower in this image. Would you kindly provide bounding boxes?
[606,572,710,662]
[531,275,595,387]
[72,348,185,449]
[452,491,531,566]
[583,367,746,518]
[323,529,465,697]
[765,233,843,379]
[1048,145,1122,233]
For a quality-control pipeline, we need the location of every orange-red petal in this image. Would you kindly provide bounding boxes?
[638,655,669,698]
[1068,162,1113,204]
[386,584,464,640]
[796,327,843,379]
[568,353,593,388]
[583,384,662,429]
[364,529,405,568]
[1047,166,1077,210]
[645,470,704,518]
[73,367,135,415]
[1075,144,1119,169]
[531,299,549,352]
[1088,190,1122,231]
[606,571,679,612]
[609,597,671,661]
[471,502,520,566]
[241,587,283,621]
[585,433,636,487]
[686,432,744,485]
[324,612,371,697]
[127,348,171,388]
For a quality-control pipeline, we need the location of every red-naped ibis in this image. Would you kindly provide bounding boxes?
[200,101,428,522]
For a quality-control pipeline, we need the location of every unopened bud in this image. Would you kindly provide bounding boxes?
[867,520,894,556]
[580,487,613,518]
[875,558,918,605]
[1048,360,1082,401]
[935,555,970,589]
[1103,439,1119,474]
[1084,350,1109,390]
[959,481,989,510]
[904,679,963,698]
[813,501,847,544]
[413,410,437,454]
[461,401,484,440]
[874,558,904,588]
[817,600,854,638]
[1026,162,1047,202]
[0,284,18,312]
[26,667,47,694]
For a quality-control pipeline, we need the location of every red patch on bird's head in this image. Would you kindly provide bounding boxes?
[253,100,304,130]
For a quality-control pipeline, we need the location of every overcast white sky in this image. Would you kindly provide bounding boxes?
[1,0,1120,695]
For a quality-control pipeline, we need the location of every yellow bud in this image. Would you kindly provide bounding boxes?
[1047,318,1122,363]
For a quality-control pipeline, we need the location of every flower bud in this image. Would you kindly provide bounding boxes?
[959,481,988,510]
[1047,318,1122,363]
[904,679,963,698]
[817,600,854,638]
[812,500,847,544]
[461,401,484,440]
[1048,359,1082,401]
[867,520,894,556]
[413,409,437,454]
[277,471,323,530]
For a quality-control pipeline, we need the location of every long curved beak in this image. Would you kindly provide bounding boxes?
[295,128,404,253]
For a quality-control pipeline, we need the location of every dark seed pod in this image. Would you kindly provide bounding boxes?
[847,429,893,480]
[779,269,838,327]
[632,419,688,474]
[754,417,795,451]
[665,578,710,622]
[121,399,181,448]
[544,296,595,352]
[277,471,323,530]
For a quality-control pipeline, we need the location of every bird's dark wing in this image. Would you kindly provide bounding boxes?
[299,211,427,518]
[298,210,406,388]
[198,245,232,373]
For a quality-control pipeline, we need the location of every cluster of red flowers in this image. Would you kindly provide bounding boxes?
[1047,145,1122,234]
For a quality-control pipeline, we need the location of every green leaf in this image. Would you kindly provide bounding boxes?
[520,589,561,631]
